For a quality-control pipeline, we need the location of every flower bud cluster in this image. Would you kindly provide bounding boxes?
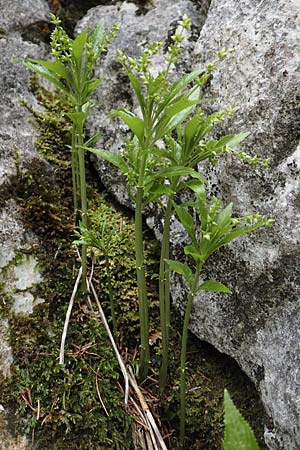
[50,14,72,63]
[236,150,270,167]
[117,41,163,75]
[231,214,274,228]
[165,14,191,65]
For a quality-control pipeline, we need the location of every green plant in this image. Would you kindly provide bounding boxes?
[224,389,260,450]
[166,185,273,448]
[74,219,118,336]
[22,14,119,291]
[87,15,209,381]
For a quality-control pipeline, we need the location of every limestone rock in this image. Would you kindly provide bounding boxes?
[0,0,49,33]
[174,1,300,449]
[0,1,50,445]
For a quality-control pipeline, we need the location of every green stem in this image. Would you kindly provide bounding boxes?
[71,123,78,215]
[159,197,173,393]
[105,254,117,337]
[135,184,149,381]
[77,118,88,293]
[179,262,202,449]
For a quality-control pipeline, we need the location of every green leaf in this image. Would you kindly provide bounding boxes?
[150,166,206,183]
[144,184,175,203]
[66,111,88,129]
[72,30,87,69]
[86,147,128,173]
[184,114,201,151]
[22,61,68,93]
[166,69,202,104]
[175,204,197,246]
[224,389,260,450]
[83,78,102,97]
[221,223,263,246]
[89,19,105,56]
[111,109,144,143]
[164,97,199,122]
[84,132,102,148]
[216,203,233,228]
[215,132,250,150]
[184,245,201,262]
[198,280,231,294]
[27,59,71,82]
[165,259,193,286]
[127,71,145,115]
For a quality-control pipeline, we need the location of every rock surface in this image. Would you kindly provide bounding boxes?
[0,1,49,447]
[182,1,299,449]
[82,1,300,449]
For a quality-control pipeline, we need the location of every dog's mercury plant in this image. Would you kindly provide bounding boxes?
[166,184,273,448]
[74,219,118,337]
[22,14,119,291]
[88,14,206,380]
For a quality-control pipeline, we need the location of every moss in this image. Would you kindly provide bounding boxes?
[0,78,134,449]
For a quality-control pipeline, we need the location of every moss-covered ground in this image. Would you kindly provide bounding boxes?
[0,76,267,449]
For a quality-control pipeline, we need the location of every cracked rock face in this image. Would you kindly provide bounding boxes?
[82,0,300,448]
[0,1,49,447]
[182,1,299,449]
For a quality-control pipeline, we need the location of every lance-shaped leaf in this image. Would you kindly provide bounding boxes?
[66,111,89,129]
[89,19,105,57]
[224,389,260,450]
[175,204,197,246]
[165,259,193,287]
[27,59,71,83]
[154,88,200,141]
[148,166,206,184]
[216,203,233,230]
[127,71,145,115]
[184,245,202,263]
[22,61,68,93]
[163,69,202,106]
[144,184,176,204]
[72,29,87,70]
[110,109,144,143]
[86,147,128,173]
[198,280,231,294]
[215,132,250,150]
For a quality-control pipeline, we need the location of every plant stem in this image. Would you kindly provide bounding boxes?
[71,123,78,215]
[135,184,149,381]
[105,254,117,337]
[159,197,172,393]
[77,117,88,293]
[179,262,202,449]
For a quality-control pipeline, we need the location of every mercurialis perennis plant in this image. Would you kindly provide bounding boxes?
[22,14,119,291]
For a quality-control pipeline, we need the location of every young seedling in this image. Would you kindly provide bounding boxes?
[22,14,119,292]
[166,185,273,448]
[74,220,118,337]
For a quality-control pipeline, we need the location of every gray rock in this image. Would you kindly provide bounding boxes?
[0,2,50,444]
[173,1,300,449]
[0,0,49,33]
[77,0,208,206]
